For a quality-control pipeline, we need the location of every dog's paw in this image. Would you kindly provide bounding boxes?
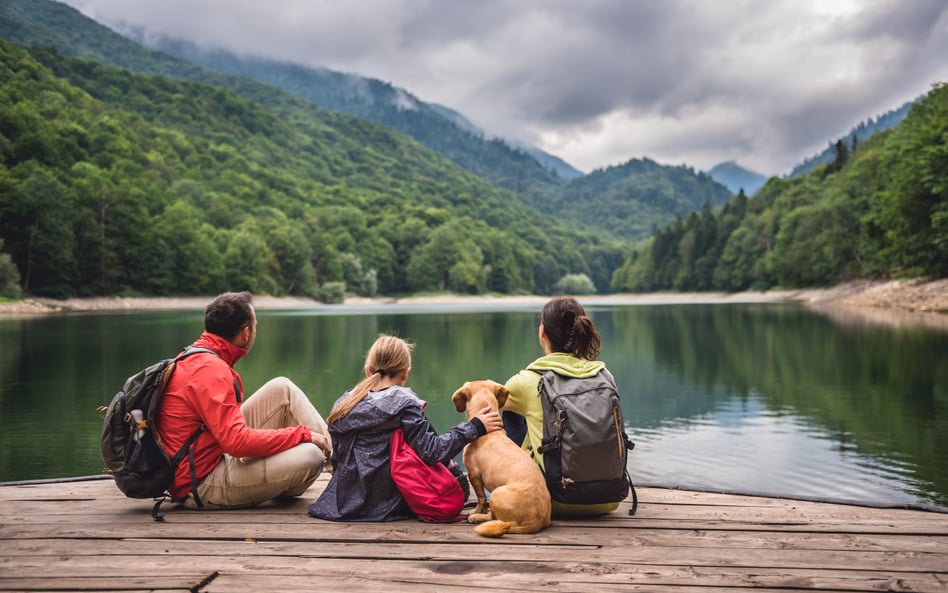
[467,512,490,524]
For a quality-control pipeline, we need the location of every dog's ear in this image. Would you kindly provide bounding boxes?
[492,382,511,409]
[451,383,471,412]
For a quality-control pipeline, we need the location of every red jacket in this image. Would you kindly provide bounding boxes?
[157,332,312,501]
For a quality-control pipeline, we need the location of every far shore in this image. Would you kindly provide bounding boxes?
[1,278,946,329]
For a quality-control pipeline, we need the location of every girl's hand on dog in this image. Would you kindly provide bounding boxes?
[474,406,504,433]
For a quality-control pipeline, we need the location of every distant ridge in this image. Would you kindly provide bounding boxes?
[787,99,916,177]
[707,161,768,196]
[120,30,586,184]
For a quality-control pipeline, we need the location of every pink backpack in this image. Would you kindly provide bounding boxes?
[389,428,465,522]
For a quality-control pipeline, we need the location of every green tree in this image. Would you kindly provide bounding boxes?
[554,273,597,295]
[259,209,317,296]
[875,83,948,276]
[3,166,76,297]
[223,221,276,294]
[314,280,345,304]
[154,200,225,294]
[340,252,378,297]
[824,138,849,176]
[407,222,485,293]
[0,238,22,298]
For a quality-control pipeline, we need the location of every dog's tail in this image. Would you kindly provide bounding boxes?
[474,520,515,538]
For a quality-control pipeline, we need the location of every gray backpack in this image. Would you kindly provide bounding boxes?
[536,369,638,514]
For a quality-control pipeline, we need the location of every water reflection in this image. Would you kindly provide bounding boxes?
[633,395,932,505]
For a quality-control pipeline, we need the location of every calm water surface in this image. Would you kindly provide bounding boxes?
[1,302,946,508]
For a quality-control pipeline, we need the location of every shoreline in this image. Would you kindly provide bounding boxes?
[1,278,945,324]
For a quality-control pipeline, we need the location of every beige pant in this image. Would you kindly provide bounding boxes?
[183,377,330,510]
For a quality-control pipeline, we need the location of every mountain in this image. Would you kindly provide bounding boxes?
[0,0,764,284]
[0,38,618,298]
[560,159,733,240]
[786,100,915,177]
[424,101,583,180]
[0,1,551,199]
[707,161,767,196]
[116,30,586,189]
[613,82,948,292]
[0,0,730,240]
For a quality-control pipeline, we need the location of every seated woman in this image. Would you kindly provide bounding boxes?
[308,334,502,521]
[503,296,623,517]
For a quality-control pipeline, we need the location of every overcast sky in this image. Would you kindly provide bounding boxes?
[62,0,948,176]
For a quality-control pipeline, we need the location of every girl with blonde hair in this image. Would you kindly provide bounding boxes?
[309,334,502,521]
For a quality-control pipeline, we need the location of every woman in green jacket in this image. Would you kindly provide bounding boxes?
[503,295,621,517]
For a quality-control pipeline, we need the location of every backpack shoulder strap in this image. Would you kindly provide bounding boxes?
[174,346,240,402]
[176,346,217,360]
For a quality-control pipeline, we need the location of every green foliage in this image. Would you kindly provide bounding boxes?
[0,40,623,298]
[340,252,378,297]
[314,281,346,304]
[0,238,21,298]
[554,159,733,242]
[613,83,948,292]
[8,0,928,298]
[553,273,597,295]
[407,221,487,293]
[224,221,277,295]
[874,83,948,277]
[1,0,739,257]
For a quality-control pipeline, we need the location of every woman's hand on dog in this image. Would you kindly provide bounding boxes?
[474,406,504,433]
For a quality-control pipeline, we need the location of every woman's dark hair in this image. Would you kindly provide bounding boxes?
[205,291,254,341]
[540,296,600,360]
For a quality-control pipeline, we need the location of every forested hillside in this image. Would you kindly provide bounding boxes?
[787,100,915,178]
[559,159,732,240]
[0,0,566,222]
[0,40,622,299]
[0,0,732,247]
[612,83,948,292]
[125,34,578,194]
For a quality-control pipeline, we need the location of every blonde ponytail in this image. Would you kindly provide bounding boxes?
[327,335,414,424]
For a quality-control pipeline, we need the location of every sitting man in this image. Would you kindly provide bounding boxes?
[157,291,331,509]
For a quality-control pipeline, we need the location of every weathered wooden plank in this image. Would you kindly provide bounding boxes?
[2,482,943,524]
[0,558,941,593]
[204,574,933,593]
[5,516,947,542]
[207,569,946,593]
[5,481,944,532]
[0,576,199,593]
[14,477,938,514]
[3,525,947,555]
[2,538,945,574]
[8,498,938,526]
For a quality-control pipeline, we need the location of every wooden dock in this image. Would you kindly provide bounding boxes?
[1,475,946,592]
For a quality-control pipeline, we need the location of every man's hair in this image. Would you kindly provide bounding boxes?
[205,291,254,341]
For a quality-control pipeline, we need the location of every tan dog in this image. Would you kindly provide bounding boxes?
[451,380,551,537]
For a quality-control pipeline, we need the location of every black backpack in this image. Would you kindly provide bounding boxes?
[98,346,219,520]
[536,368,638,515]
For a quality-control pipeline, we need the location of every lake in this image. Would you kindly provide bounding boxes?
[1,301,946,509]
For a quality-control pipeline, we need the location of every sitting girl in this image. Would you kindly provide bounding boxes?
[308,334,502,521]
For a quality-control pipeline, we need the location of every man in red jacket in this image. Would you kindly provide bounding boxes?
[157,291,332,509]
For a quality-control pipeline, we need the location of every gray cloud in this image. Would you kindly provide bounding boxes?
[63,0,948,176]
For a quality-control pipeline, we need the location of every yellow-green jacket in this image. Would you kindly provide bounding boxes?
[504,352,620,517]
